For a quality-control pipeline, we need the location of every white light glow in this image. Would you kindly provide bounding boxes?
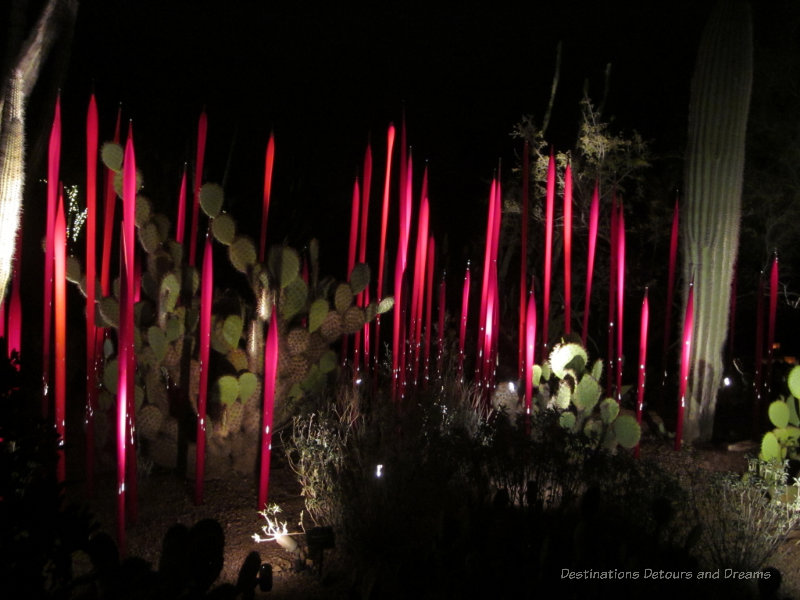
[375,464,383,478]
[252,504,300,554]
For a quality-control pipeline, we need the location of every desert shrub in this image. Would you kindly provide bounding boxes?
[691,457,800,572]
[285,363,703,598]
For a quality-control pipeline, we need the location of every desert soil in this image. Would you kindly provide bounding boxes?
[66,440,800,599]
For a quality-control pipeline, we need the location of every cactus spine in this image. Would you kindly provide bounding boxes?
[682,0,752,442]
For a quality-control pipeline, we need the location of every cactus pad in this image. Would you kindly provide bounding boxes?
[66,256,82,284]
[559,411,576,431]
[163,338,184,368]
[101,142,123,172]
[591,359,603,382]
[159,272,181,315]
[285,355,310,383]
[138,220,161,254]
[377,297,394,314]
[319,350,338,374]
[349,263,370,295]
[334,283,354,313]
[532,364,543,388]
[222,314,244,349]
[789,366,800,400]
[153,213,171,242]
[280,247,301,288]
[138,404,164,441]
[216,375,240,405]
[167,239,183,266]
[147,326,167,364]
[549,343,588,380]
[760,431,782,462]
[599,398,620,424]
[308,299,329,333]
[238,371,258,402]
[342,305,365,334]
[103,358,118,394]
[769,400,790,429]
[99,296,120,328]
[211,213,236,245]
[280,278,308,322]
[612,414,641,449]
[554,381,571,410]
[226,401,245,432]
[200,183,224,218]
[573,375,601,412]
[287,328,310,355]
[226,348,249,372]
[229,236,257,274]
[135,195,152,227]
[165,313,184,342]
[306,332,328,362]
[320,311,343,342]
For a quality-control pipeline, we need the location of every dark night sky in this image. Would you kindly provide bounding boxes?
[51,0,720,273]
[6,0,798,370]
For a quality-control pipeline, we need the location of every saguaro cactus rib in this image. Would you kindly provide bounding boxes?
[682,0,752,443]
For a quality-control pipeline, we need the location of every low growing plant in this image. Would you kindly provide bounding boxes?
[691,457,800,572]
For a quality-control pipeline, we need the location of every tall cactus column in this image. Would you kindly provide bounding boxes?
[681,0,752,443]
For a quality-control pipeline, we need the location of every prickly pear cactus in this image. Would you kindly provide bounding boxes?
[68,152,395,479]
[760,366,800,463]
[524,342,641,452]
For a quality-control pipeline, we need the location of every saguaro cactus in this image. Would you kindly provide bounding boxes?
[0,0,77,302]
[682,0,752,443]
